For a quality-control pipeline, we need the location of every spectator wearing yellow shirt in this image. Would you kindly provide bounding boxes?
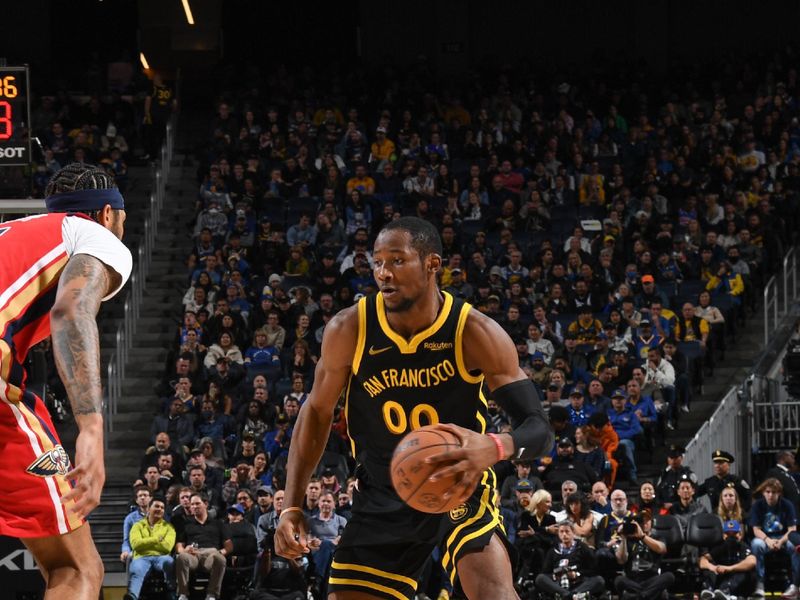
[345,164,376,195]
[568,306,604,345]
[369,127,396,168]
[705,262,745,307]
[675,303,710,348]
[126,497,176,600]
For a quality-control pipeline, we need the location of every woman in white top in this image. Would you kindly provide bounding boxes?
[717,219,741,250]
[203,330,244,371]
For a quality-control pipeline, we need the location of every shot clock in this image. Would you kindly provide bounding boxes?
[0,66,31,166]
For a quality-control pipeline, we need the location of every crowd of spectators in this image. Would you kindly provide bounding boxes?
[23,72,175,198]
[122,48,800,600]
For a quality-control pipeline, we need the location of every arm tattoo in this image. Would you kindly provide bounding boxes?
[51,254,112,417]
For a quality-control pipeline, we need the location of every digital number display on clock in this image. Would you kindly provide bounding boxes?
[0,66,31,166]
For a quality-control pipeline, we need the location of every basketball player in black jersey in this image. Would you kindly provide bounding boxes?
[275,217,553,599]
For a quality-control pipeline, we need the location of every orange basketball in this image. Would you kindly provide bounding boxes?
[390,426,467,513]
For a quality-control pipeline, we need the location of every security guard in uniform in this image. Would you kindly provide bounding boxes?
[696,450,751,511]
[656,444,698,508]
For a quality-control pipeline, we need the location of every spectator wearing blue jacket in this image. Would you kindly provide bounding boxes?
[625,379,657,431]
[567,389,594,427]
[263,412,292,462]
[244,327,282,382]
[608,388,643,483]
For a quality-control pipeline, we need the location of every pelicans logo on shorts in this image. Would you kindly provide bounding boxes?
[449,503,470,522]
[26,445,71,477]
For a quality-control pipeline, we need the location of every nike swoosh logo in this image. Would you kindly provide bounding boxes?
[368,345,392,356]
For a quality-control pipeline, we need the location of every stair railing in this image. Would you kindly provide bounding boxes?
[105,117,175,448]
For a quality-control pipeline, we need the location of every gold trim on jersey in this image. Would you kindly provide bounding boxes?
[375,291,454,354]
[328,577,407,600]
[344,375,357,458]
[331,561,418,589]
[442,468,501,583]
[454,303,484,384]
[352,298,368,375]
[0,254,68,338]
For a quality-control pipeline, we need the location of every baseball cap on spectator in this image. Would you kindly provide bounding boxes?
[515,479,534,492]
[322,250,336,259]
[376,127,387,134]
[276,413,289,425]
[635,210,649,219]
[256,486,273,496]
[604,321,616,329]
[488,294,500,303]
[269,273,282,285]
[603,235,615,243]
[641,274,655,284]
[722,520,741,533]
[569,389,584,399]
[189,447,204,457]
[242,431,256,442]
[259,215,270,224]
[611,388,627,399]
[451,268,462,275]
[490,266,503,276]
[236,209,246,219]
[532,351,544,361]
[321,468,336,478]
[557,436,573,447]
[227,503,245,515]
[639,319,652,327]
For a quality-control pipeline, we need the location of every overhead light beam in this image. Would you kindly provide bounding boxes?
[181,0,195,25]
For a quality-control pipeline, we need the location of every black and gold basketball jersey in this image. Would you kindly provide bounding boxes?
[345,291,487,488]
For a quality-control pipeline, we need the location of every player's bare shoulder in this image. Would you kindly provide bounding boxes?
[461,305,518,375]
[319,302,361,366]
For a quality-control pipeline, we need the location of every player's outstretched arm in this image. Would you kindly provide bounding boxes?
[274,306,358,559]
[428,308,553,502]
[50,253,122,519]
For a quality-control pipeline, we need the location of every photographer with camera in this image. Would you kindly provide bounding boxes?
[534,521,605,600]
[614,510,674,600]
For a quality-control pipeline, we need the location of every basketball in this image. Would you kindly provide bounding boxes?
[390,426,467,514]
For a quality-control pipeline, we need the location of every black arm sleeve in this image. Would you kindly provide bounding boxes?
[491,378,554,461]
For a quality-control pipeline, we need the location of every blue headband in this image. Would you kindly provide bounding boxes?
[45,188,125,212]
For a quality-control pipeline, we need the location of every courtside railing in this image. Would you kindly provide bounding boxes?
[765,247,800,346]
[105,118,175,447]
[684,385,750,484]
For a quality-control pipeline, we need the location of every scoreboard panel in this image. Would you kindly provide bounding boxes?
[0,66,31,166]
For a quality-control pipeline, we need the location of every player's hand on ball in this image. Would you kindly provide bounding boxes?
[424,423,498,503]
[275,510,310,559]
